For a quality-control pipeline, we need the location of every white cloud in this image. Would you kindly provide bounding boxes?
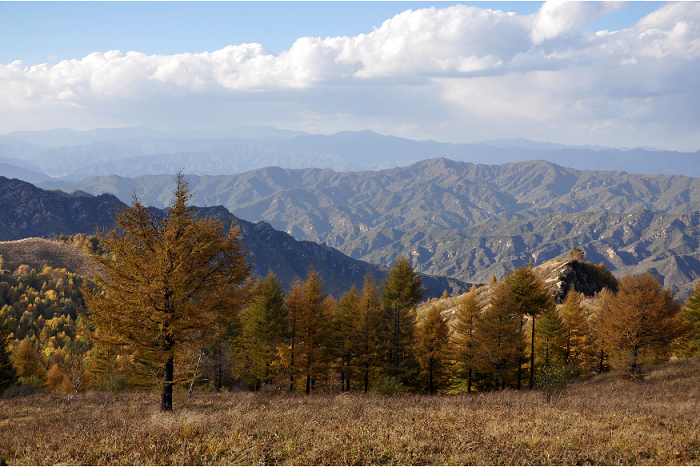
[1,2,700,150]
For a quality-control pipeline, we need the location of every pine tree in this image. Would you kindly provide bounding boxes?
[451,286,481,392]
[83,173,254,411]
[473,281,523,391]
[382,257,423,387]
[350,275,386,393]
[508,266,555,389]
[598,273,684,377]
[681,281,700,356]
[416,306,452,394]
[560,290,592,375]
[238,274,288,390]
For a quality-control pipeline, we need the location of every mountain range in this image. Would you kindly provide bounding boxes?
[37,157,700,298]
[1,127,699,181]
[0,176,467,298]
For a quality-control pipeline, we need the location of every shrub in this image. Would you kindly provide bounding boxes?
[369,376,406,395]
[535,366,570,402]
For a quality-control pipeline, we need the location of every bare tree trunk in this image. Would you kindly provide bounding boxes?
[530,315,536,390]
[161,356,174,411]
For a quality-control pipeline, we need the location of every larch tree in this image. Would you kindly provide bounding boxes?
[285,280,304,392]
[474,281,523,391]
[508,266,555,389]
[535,306,565,369]
[382,257,423,386]
[681,281,700,356]
[560,290,592,375]
[12,337,45,381]
[589,288,613,374]
[350,274,386,393]
[294,270,333,394]
[238,273,288,390]
[451,285,482,393]
[415,306,452,394]
[598,273,684,378]
[330,285,358,392]
[84,174,253,411]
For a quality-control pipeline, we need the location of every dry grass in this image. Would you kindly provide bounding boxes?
[0,238,97,277]
[2,359,700,465]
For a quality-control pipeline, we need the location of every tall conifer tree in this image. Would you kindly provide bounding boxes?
[416,306,452,394]
[84,173,253,411]
[560,290,592,375]
[597,273,684,377]
[350,275,385,393]
[452,285,481,392]
[382,258,423,387]
[238,274,287,389]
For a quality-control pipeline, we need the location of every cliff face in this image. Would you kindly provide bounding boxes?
[536,258,617,303]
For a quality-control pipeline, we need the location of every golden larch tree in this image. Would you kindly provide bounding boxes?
[597,273,684,378]
[84,174,253,411]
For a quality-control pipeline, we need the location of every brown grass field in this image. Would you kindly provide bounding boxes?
[2,359,699,466]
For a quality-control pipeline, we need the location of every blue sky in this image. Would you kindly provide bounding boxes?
[1,1,698,151]
[0,2,660,64]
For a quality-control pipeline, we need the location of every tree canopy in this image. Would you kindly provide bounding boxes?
[84,174,253,410]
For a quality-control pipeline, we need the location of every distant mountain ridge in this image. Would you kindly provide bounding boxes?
[0,176,468,298]
[2,127,699,180]
[37,157,700,297]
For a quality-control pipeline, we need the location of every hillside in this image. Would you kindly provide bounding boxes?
[38,158,700,295]
[0,177,468,298]
[0,238,98,278]
[3,358,700,465]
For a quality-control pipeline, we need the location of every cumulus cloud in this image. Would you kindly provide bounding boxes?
[1,1,700,150]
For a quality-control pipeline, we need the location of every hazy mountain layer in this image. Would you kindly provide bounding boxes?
[3,127,700,180]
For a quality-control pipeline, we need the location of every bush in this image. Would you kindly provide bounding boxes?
[107,375,127,393]
[369,376,406,395]
[535,366,570,403]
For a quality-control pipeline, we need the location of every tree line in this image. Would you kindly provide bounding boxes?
[1,176,699,410]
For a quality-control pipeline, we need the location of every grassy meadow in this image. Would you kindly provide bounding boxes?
[1,358,699,466]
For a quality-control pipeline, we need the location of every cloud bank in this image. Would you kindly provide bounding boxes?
[2,1,700,150]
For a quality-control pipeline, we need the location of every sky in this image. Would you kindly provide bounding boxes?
[1,1,699,151]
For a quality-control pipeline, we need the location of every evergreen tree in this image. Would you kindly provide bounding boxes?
[598,273,684,377]
[238,274,288,390]
[474,281,523,391]
[350,275,386,393]
[382,258,423,387]
[560,290,592,375]
[451,286,481,392]
[508,266,555,389]
[681,281,700,356]
[83,173,254,411]
[416,306,452,394]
